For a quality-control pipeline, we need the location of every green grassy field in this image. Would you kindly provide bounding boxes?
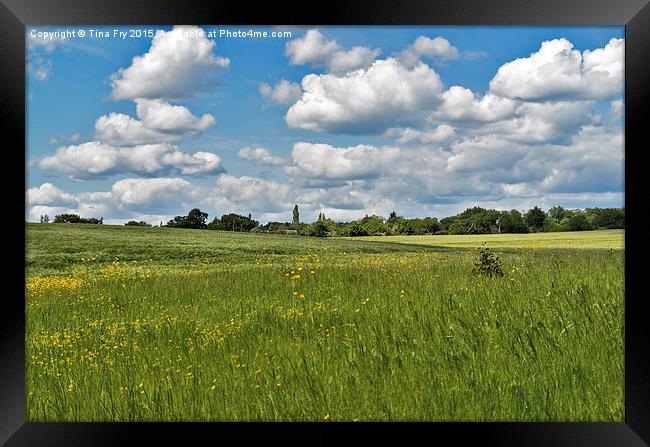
[353,229,624,250]
[26,224,624,421]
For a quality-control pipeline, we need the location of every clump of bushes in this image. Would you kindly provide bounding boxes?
[53,214,103,224]
[125,220,151,227]
[472,247,504,277]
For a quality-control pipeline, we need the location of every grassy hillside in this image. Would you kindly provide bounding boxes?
[26,223,437,275]
[25,224,624,421]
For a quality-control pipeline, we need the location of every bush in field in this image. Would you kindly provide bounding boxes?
[472,247,504,277]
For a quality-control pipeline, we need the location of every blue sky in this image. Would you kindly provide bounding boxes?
[26,25,624,224]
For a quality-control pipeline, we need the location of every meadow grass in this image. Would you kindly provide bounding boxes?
[26,223,438,276]
[25,224,624,421]
[353,229,624,250]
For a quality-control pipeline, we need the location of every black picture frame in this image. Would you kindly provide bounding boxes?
[2,0,648,445]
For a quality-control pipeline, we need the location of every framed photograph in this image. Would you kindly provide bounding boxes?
[2,0,649,444]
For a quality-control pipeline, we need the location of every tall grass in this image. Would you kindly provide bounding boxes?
[25,224,624,421]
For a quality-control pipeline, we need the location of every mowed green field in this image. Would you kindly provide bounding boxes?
[26,224,624,421]
[353,229,624,250]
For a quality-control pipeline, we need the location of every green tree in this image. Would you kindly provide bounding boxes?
[387,211,400,224]
[208,213,258,232]
[409,217,440,235]
[292,205,300,225]
[563,214,593,231]
[187,209,208,229]
[548,206,567,222]
[309,220,329,237]
[345,221,369,237]
[439,216,457,232]
[393,219,415,235]
[542,217,564,232]
[53,214,102,224]
[125,220,151,227]
[586,208,624,229]
[448,208,499,234]
[498,210,528,234]
[167,216,185,228]
[359,215,387,235]
[167,208,208,229]
[524,206,546,231]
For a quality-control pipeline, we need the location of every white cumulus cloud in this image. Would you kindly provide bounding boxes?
[288,142,401,180]
[431,86,518,123]
[489,37,623,101]
[259,80,302,106]
[446,136,526,173]
[237,147,286,166]
[530,125,624,193]
[471,100,596,144]
[135,99,215,132]
[39,142,223,179]
[286,58,443,134]
[26,178,197,222]
[94,113,180,146]
[213,174,292,212]
[392,124,456,144]
[111,177,195,212]
[26,182,77,207]
[399,36,460,66]
[95,100,215,146]
[285,29,381,73]
[110,26,230,100]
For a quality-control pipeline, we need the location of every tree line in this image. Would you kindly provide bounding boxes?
[278,205,624,237]
[165,209,259,232]
[40,214,103,224]
[41,204,624,237]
